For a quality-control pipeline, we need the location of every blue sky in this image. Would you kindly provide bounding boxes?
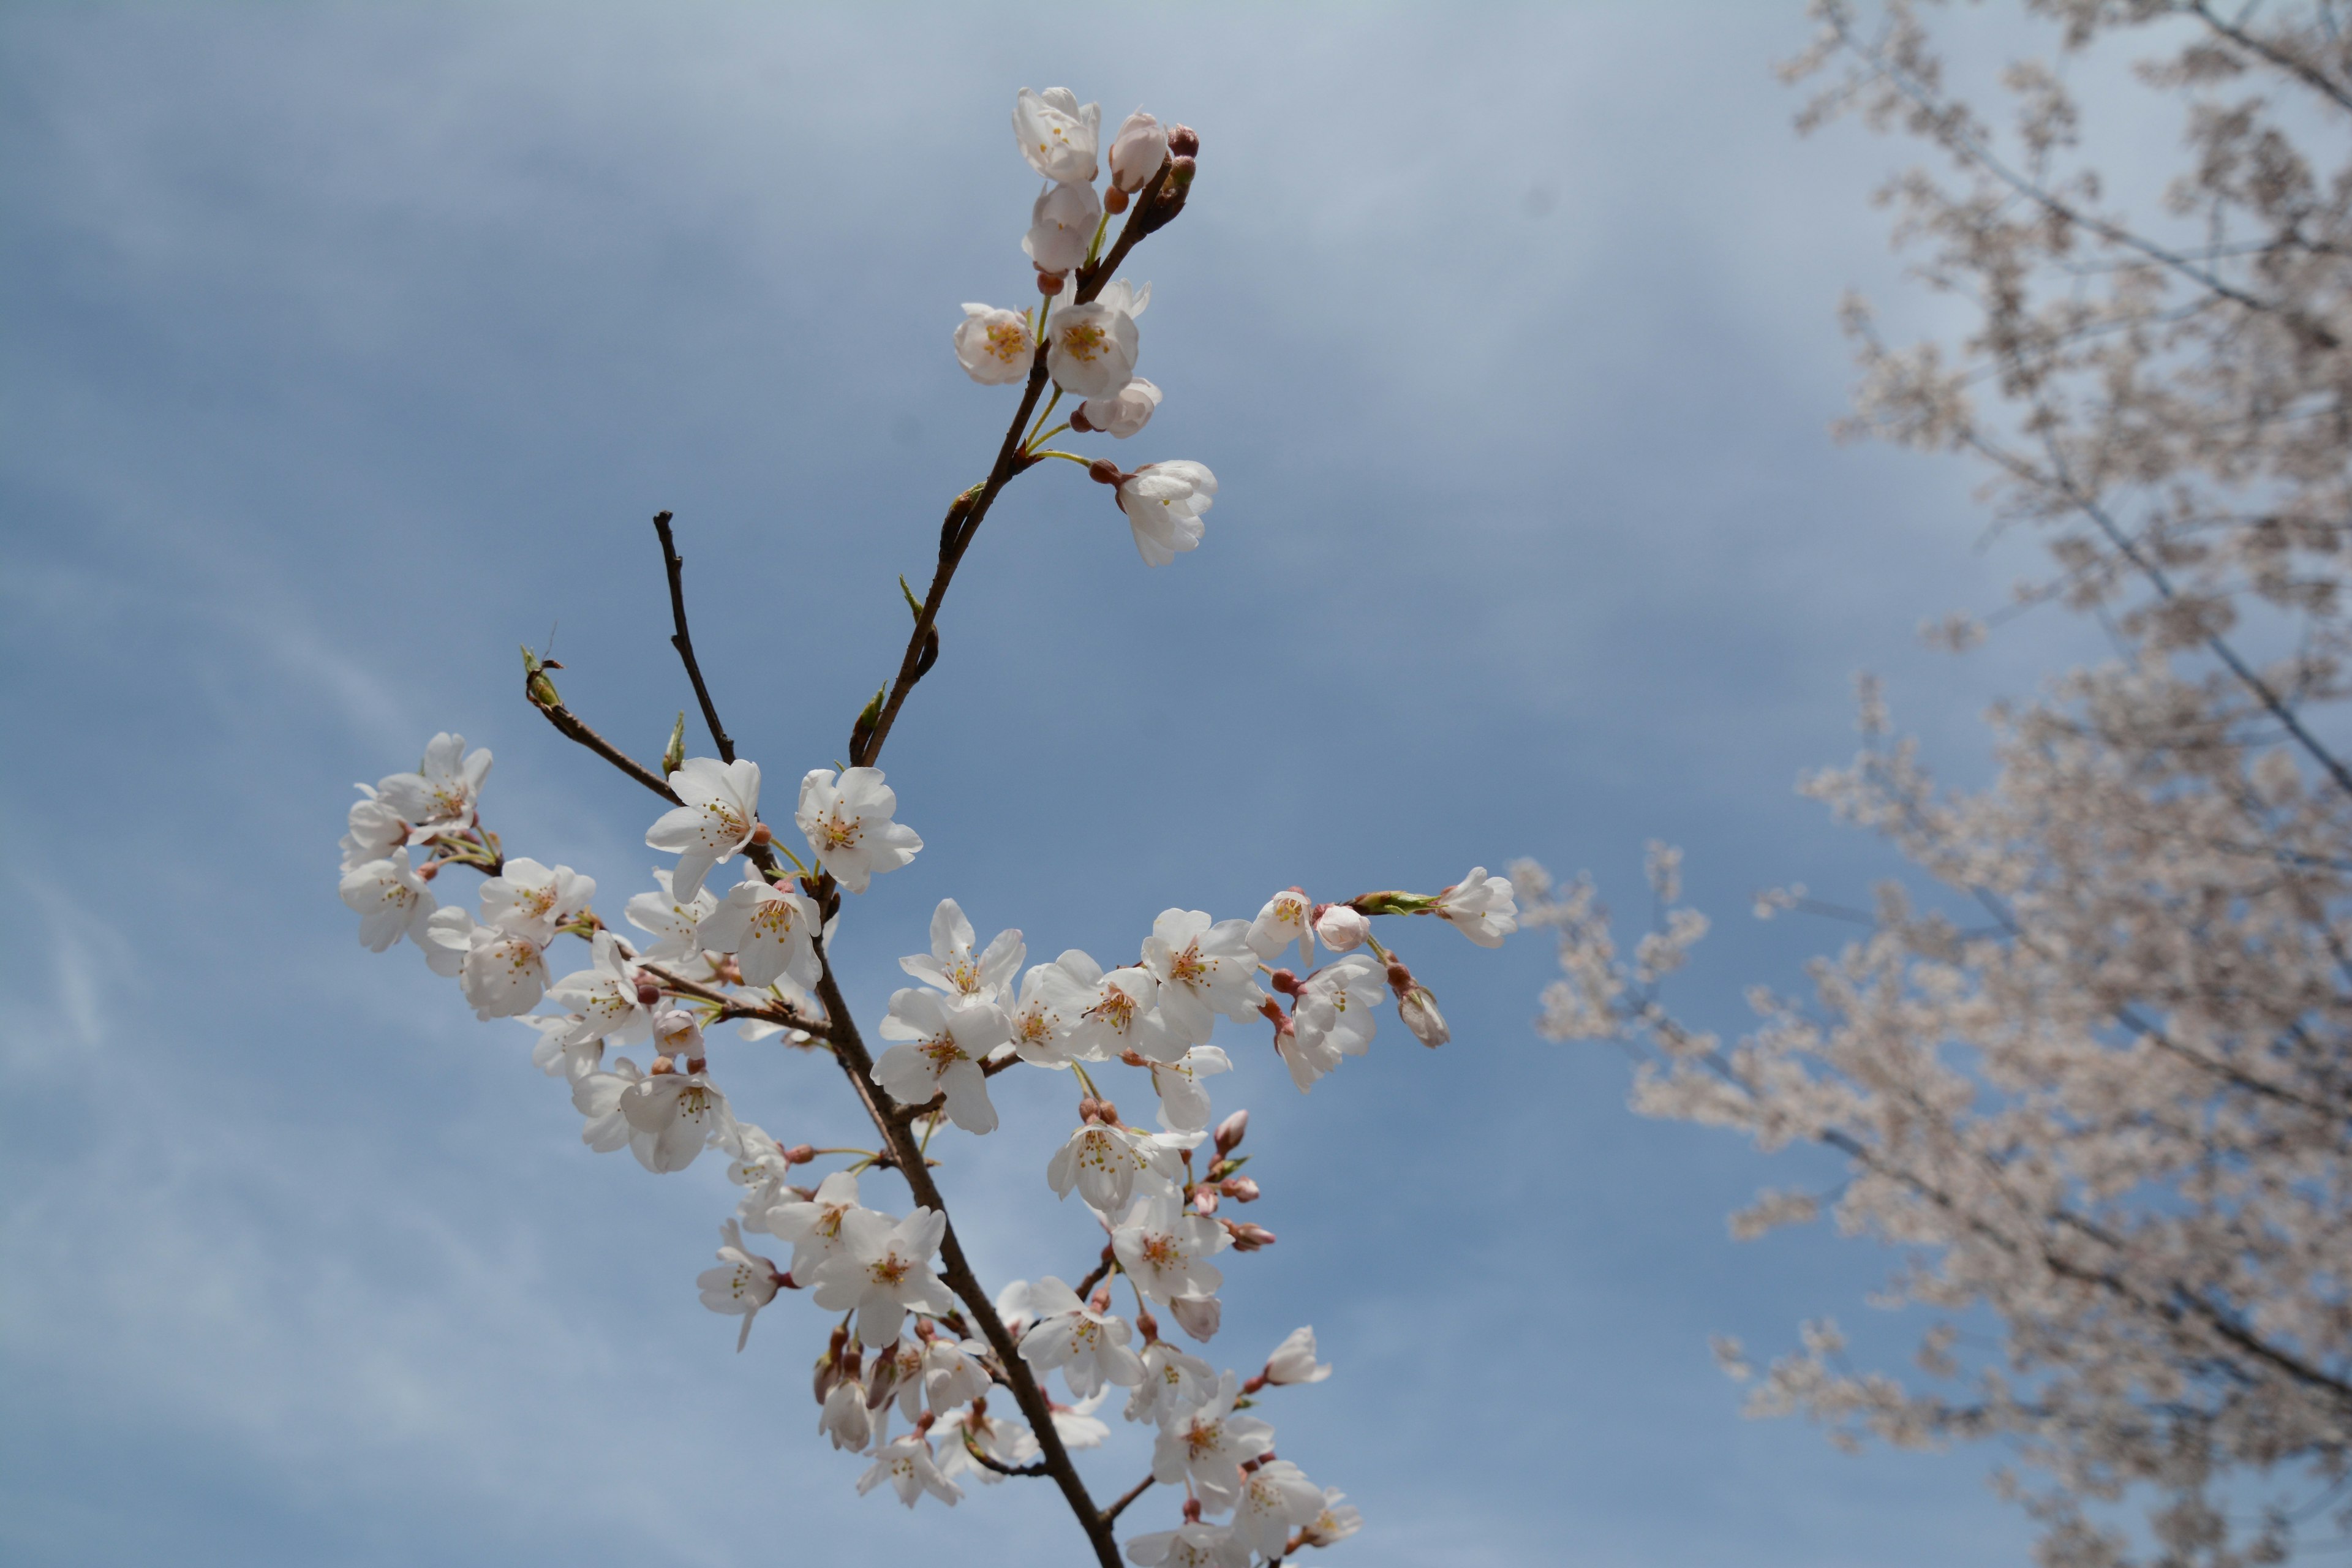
[0,5,2149,1564]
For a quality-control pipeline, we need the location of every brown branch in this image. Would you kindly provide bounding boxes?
[962,1428,1052,1479]
[1074,1245,1118,1301]
[652,511,739,765]
[637,961,829,1039]
[812,952,1120,1568]
[1100,1472,1157,1526]
[2185,1,2352,116]
[525,684,682,805]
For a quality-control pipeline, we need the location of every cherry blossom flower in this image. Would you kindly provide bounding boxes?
[1016,1276,1145,1399]
[1246,889,1314,966]
[1300,1487,1363,1547]
[812,1207,956,1346]
[955,303,1035,385]
[1072,377,1161,439]
[921,1335,992,1415]
[545,932,654,1049]
[1124,1336,1215,1424]
[861,1434,962,1508]
[1165,1291,1221,1343]
[1142,909,1265,1045]
[622,868,717,965]
[450,916,551,1020]
[1262,1325,1330,1385]
[1123,1523,1248,1568]
[933,1403,1039,1487]
[477,857,594,942]
[646,757,761,902]
[1107,108,1168,194]
[724,1127,797,1234]
[518,1011,599,1080]
[1232,1460,1325,1558]
[339,848,438,952]
[340,785,406,870]
[1023,179,1101,275]
[1046,1120,1187,1212]
[1281,954,1384,1091]
[375,732,490,842]
[1112,1192,1228,1305]
[993,1277,1042,1340]
[820,1376,873,1453]
[1006,951,1098,1066]
[796,767,922,894]
[873,989,1010,1134]
[767,1170,874,1280]
[900,898,1023,1004]
[1116,460,1216,568]
[1142,1045,1230,1133]
[1397,984,1449,1047]
[696,870,821,990]
[570,1055,644,1153]
[1311,904,1369,954]
[698,1219,785,1351]
[1434,865,1517,947]
[1046,296,1140,399]
[620,1068,732,1173]
[1066,962,1179,1061]
[1012,86,1099,184]
[1050,1389,1112,1450]
[1152,1372,1272,1510]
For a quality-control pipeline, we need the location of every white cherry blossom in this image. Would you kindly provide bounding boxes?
[796,766,921,894]
[1123,1523,1248,1568]
[1016,1276,1145,1399]
[544,931,654,1048]
[1283,954,1383,1091]
[1124,1336,1215,1424]
[1300,1487,1363,1547]
[1262,1325,1330,1385]
[1074,376,1161,439]
[697,1219,784,1351]
[375,732,490,842]
[1051,1388,1112,1450]
[1434,865,1517,947]
[623,867,718,965]
[1012,86,1099,184]
[933,1403,1039,1486]
[1006,950,1097,1065]
[1112,1192,1228,1305]
[1046,296,1140,399]
[873,989,1010,1134]
[921,1335,992,1415]
[1116,459,1215,568]
[820,1375,872,1453]
[1107,108,1168,194]
[1312,904,1369,954]
[1152,1371,1272,1511]
[954,303,1035,385]
[1066,962,1178,1062]
[811,1207,956,1347]
[696,870,821,990]
[1143,1045,1230,1133]
[339,848,437,952]
[1142,909,1265,1045]
[900,898,1023,1004]
[1023,178,1101,275]
[859,1434,962,1508]
[645,757,761,902]
[1165,1291,1221,1343]
[452,916,551,1020]
[340,785,405,870]
[1046,1120,1187,1212]
[767,1170,872,1281]
[1233,1460,1325,1558]
[477,857,594,941]
[1246,888,1314,966]
[619,1068,731,1173]
[570,1055,643,1154]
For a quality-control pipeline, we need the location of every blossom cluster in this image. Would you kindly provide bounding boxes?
[336,85,1517,1568]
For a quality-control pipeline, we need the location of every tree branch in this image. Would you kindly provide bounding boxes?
[525,678,683,805]
[1100,1472,1157,1526]
[652,510,739,765]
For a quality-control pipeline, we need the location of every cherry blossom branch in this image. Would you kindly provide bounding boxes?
[962,1429,1051,1479]
[2185,0,2352,116]
[638,961,829,1039]
[850,157,1188,774]
[807,952,1122,1568]
[652,510,740,765]
[1099,1472,1156,1526]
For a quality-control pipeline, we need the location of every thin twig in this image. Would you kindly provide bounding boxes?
[1100,1472,1157,1526]
[652,511,737,765]
[526,684,682,805]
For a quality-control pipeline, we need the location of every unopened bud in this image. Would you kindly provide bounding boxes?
[1385,960,1414,995]
[1220,1176,1260,1202]
[1167,1292,1221,1342]
[635,979,662,1008]
[783,1143,816,1165]
[1400,987,1450,1048]
[1036,269,1065,295]
[1136,1305,1159,1341]
[1168,124,1199,157]
[1088,458,1125,486]
[1088,1284,1112,1314]
[650,1054,675,1075]
[1227,1221,1277,1252]
[1069,405,1096,433]
[1314,905,1371,952]
[1214,1109,1248,1155]
[413,860,439,881]
[662,710,685,777]
[1167,154,1196,193]
[1105,185,1129,214]
[750,822,772,846]
[1267,970,1302,997]
[1193,1186,1218,1215]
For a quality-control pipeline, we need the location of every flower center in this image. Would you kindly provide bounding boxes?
[1060,321,1107,362]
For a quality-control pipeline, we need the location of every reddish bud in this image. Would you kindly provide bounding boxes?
[1385,960,1415,995]
[1168,124,1199,157]
[783,1143,816,1165]
[413,861,439,881]
[1069,405,1096,433]
[1227,1221,1277,1251]
[750,822,772,845]
[1221,1176,1260,1202]
[1036,269,1066,295]
[1193,1186,1219,1215]
[1088,458,1125,486]
[1214,1108,1248,1155]
[635,979,662,1008]
[1105,185,1129,214]
[1268,968,1303,997]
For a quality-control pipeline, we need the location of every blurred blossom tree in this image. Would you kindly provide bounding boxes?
[336,89,1517,1567]
[1520,2,2352,1563]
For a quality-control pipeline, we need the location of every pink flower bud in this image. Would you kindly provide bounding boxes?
[783,1143,816,1165]
[1214,1108,1249,1155]
[1193,1186,1219,1215]
[1168,124,1199,157]
[1108,108,1169,193]
[1227,1222,1277,1252]
[635,979,662,1008]
[1088,458,1125,486]
[1400,987,1450,1048]
[1167,1292,1221,1342]
[1221,1176,1261,1202]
